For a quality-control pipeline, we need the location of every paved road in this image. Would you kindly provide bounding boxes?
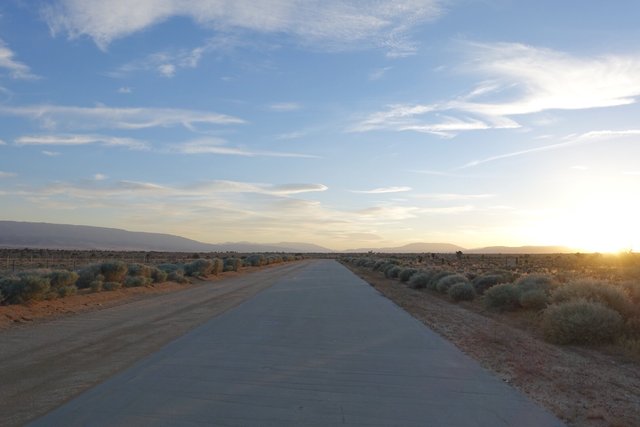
[31,260,563,426]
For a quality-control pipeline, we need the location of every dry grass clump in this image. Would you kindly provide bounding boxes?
[551,279,633,318]
[399,268,418,283]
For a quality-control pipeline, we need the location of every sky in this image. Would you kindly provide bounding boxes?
[0,0,639,252]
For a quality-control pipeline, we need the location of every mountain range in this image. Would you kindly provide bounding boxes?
[0,221,577,254]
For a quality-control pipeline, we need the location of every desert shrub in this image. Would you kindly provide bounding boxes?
[473,274,507,294]
[102,281,122,291]
[484,283,520,312]
[150,268,168,283]
[408,272,432,289]
[57,285,77,297]
[427,271,454,291]
[127,263,153,278]
[211,258,224,275]
[399,268,417,283]
[542,299,623,345]
[0,275,51,304]
[519,289,549,310]
[621,281,640,305]
[157,263,183,273]
[245,254,266,267]
[515,274,556,294]
[124,276,152,288]
[448,282,476,302]
[184,259,213,276]
[48,270,79,288]
[90,280,103,292]
[436,274,469,294]
[551,279,633,318]
[385,266,402,279]
[167,270,189,284]
[100,261,128,283]
[76,264,102,289]
[224,258,242,272]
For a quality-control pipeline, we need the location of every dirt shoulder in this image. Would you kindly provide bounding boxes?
[0,260,311,427]
[347,265,640,427]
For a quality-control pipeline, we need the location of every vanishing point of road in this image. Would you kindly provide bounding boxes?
[29,260,563,426]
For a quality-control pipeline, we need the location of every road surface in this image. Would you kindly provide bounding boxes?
[30,260,563,426]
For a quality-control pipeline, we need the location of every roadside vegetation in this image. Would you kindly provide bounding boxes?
[0,252,303,306]
[342,253,640,357]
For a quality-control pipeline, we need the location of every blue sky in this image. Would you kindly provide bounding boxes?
[1,0,639,251]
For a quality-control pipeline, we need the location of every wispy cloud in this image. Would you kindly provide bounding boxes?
[43,0,443,56]
[174,138,319,158]
[460,129,640,168]
[268,102,301,112]
[0,139,6,145]
[42,150,60,156]
[0,104,244,131]
[414,193,494,201]
[94,173,108,181]
[117,87,132,93]
[351,186,412,194]
[0,171,16,178]
[369,66,392,81]
[15,134,149,150]
[0,39,38,79]
[352,43,640,137]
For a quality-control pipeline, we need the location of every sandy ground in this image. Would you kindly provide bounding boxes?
[347,266,640,427]
[0,261,310,427]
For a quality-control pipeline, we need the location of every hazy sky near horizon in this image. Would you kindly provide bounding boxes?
[0,0,639,251]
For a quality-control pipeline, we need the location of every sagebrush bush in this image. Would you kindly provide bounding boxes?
[100,261,128,282]
[150,268,168,283]
[184,259,213,276]
[427,271,454,291]
[399,268,417,283]
[48,270,79,288]
[484,283,520,311]
[542,299,623,344]
[211,258,224,275]
[245,254,266,267]
[124,276,152,288]
[76,264,102,289]
[436,274,468,294]
[519,289,549,310]
[167,270,189,284]
[408,272,432,289]
[90,280,103,292]
[385,266,402,279]
[157,263,183,273]
[0,275,51,304]
[621,281,640,305]
[102,281,122,291]
[128,263,153,278]
[224,258,242,272]
[515,274,555,294]
[551,279,633,318]
[57,285,77,297]
[448,282,476,302]
[472,274,507,294]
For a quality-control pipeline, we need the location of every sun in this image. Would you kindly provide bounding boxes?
[527,195,639,253]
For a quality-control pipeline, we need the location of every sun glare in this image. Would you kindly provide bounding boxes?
[532,195,639,253]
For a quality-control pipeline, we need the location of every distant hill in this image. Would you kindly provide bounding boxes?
[467,245,576,254]
[344,242,576,254]
[0,221,332,253]
[344,242,466,253]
